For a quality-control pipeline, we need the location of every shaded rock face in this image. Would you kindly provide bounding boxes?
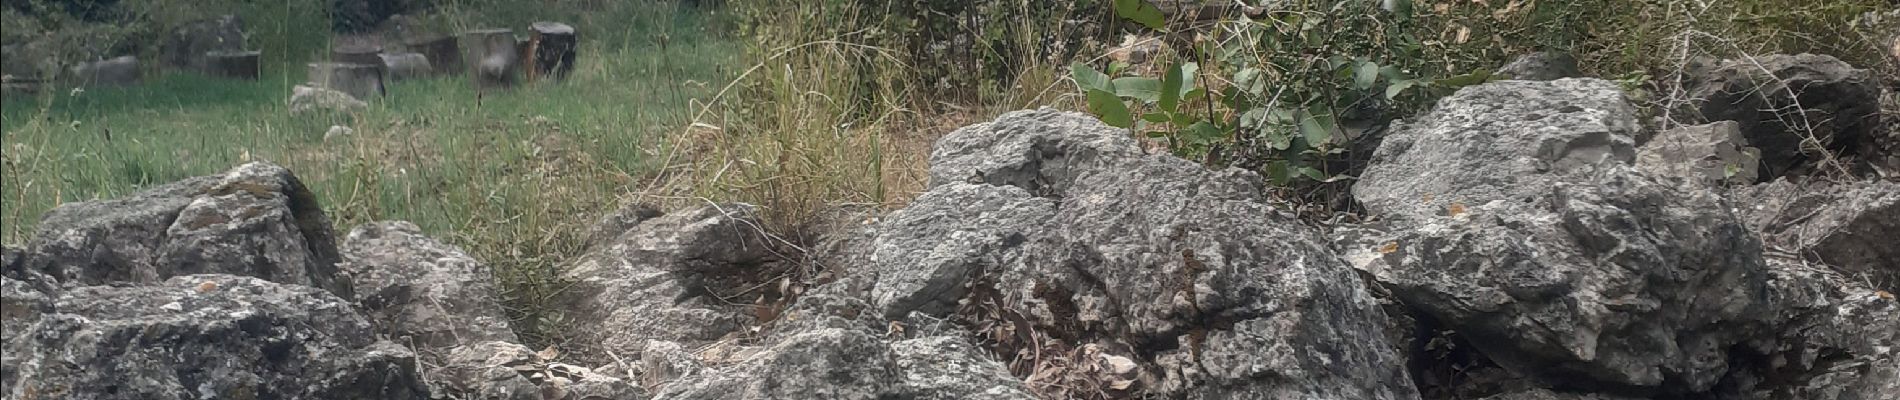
[1,274,428,400]
[556,204,778,368]
[1683,54,1883,179]
[23,162,349,297]
[1737,179,1900,292]
[341,221,518,362]
[161,14,245,71]
[1497,52,1583,81]
[1348,79,1773,394]
[289,84,369,114]
[1721,258,1900,400]
[430,341,645,400]
[840,109,1416,399]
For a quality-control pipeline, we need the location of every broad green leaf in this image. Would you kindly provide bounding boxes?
[1385,79,1419,99]
[1297,166,1327,181]
[1299,108,1337,146]
[1354,61,1381,90]
[1142,112,1172,124]
[1113,77,1163,103]
[1183,121,1225,144]
[1264,161,1293,185]
[1087,89,1134,128]
[1112,0,1169,32]
[1071,63,1115,93]
[1161,64,1185,111]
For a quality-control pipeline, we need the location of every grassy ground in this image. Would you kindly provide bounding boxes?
[1,1,738,344]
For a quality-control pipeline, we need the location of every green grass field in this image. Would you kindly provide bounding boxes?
[1,2,739,341]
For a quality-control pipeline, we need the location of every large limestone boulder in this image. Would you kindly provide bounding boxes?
[1635,121,1760,187]
[830,109,1416,399]
[554,204,778,368]
[22,162,349,297]
[341,221,518,362]
[1,274,428,399]
[1347,79,1773,394]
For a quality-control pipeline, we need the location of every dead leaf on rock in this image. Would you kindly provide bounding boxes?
[1379,242,1400,254]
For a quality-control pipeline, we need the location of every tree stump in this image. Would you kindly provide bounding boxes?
[525,22,577,82]
[404,35,463,75]
[330,44,385,74]
[460,29,518,90]
[378,52,432,81]
[307,62,384,100]
[203,50,261,80]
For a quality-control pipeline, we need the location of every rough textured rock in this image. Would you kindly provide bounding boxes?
[430,341,645,400]
[1636,121,1760,187]
[1737,179,1900,291]
[1683,54,1882,179]
[556,204,777,368]
[654,328,1032,400]
[309,61,386,101]
[859,109,1417,399]
[68,55,140,87]
[1497,52,1583,81]
[0,276,52,389]
[1477,388,1645,400]
[1349,79,1772,394]
[162,15,245,71]
[341,221,518,362]
[290,84,369,114]
[24,162,349,297]
[584,202,663,252]
[2,274,427,399]
[1720,258,1900,400]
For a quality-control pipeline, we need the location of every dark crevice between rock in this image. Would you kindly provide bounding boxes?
[280,172,346,298]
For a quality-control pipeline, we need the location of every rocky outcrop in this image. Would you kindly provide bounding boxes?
[1738,179,1900,291]
[654,328,1033,400]
[1724,258,1900,399]
[555,204,778,368]
[1349,78,1773,395]
[1,274,428,399]
[1683,54,1883,179]
[430,341,645,400]
[22,162,349,297]
[341,221,518,362]
[841,109,1417,399]
[1497,52,1582,81]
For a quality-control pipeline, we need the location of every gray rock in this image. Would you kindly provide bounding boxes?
[0,276,52,388]
[290,84,369,114]
[584,202,662,252]
[1722,258,1900,399]
[556,204,776,368]
[381,52,434,81]
[1737,179,1900,291]
[1,274,428,399]
[24,162,349,297]
[889,336,1037,399]
[1682,54,1881,179]
[655,328,1031,400]
[430,341,646,400]
[1348,79,1773,394]
[638,340,704,392]
[1477,388,1645,400]
[341,221,518,363]
[1635,121,1760,187]
[162,15,245,71]
[1497,52,1583,81]
[68,55,140,87]
[852,109,1416,399]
